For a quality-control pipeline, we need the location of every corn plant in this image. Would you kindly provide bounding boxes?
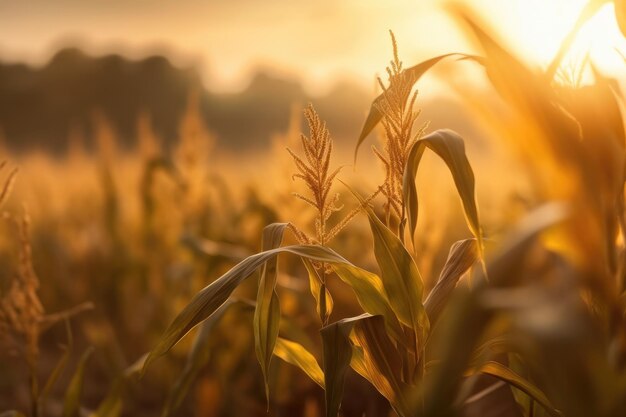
[140,2,626,417]
[139,30,570,417]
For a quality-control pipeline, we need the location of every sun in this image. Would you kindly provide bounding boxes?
[568,2,626,73]
[501,0,626,75]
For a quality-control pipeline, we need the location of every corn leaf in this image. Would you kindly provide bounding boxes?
[322,314,412,417]
[331,263,405,346]
[349,346,369,380]
[302,258,334,323]
[321,317,356,417]
[471,361,562,417]
[274,337,325,388]
[354,53,482,162]
[417,204,568,417]
[253,222,287,404]
[350,315,411,417]
[363,204,429,356]
[468,335,514,368]
[424,239,478,327]
[144,244,353,372]
[163,299,253,417]
[403,129,482,251]
[63,347,94,417]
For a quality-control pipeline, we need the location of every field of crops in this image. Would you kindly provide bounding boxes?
[2,2,626,417]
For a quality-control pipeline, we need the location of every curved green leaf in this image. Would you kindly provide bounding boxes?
[424,239,478,327]
[471,361,562,417]
[355,53,482,162]
[274,337,324,388]
[403,129,482,252]
[144,245,350,372]
[253,223,288,405]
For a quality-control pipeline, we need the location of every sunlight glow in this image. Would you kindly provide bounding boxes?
[508,1,626,73]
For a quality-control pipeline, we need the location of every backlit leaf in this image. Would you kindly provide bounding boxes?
[303,258,334,323]
[350,315,411,417]
[144,245,354,372]
[470,361,562,417]
[417,204,568,417]
[253,222,287,404]
[321,317,358,417]
[355,53,482,162]
[274,337,325,388]
[322,314,411,417]
[403,129,482,252]
[424,239,478,327]
[363,204,429,359]
[331,263,405,345]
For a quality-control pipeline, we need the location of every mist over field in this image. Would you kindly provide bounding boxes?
[0,47,487,156]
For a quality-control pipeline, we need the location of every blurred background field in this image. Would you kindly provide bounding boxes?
[1,1,626,417]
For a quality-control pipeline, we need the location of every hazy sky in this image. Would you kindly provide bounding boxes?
[0,0,624,93]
